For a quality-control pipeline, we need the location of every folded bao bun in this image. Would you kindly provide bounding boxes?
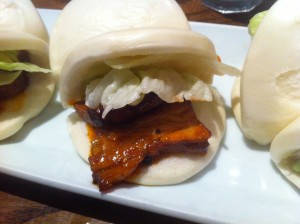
[232,0,300,188]
[0,0,55,140]
[232,0,300,145]
[52,0,239,187]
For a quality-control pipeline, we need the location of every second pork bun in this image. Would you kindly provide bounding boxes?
[53,0,240,186]
[0,0,55,140]
[59,28,232,185]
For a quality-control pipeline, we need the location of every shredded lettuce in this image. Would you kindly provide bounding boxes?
[85,68,212,118]
[248,11,268,37]
[86,69,141,116]
[86,54,240,118]
[0,51,51,86]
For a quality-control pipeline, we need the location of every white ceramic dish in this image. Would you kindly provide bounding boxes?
[0,9,299,224]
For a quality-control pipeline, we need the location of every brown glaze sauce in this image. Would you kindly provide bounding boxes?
[0,51,30,112]
[0,91,27,114]
[87,101,211,191]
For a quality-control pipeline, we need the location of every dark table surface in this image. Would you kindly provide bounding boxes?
[0,0,277,223]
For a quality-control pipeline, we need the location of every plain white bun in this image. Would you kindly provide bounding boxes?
[231,0,300,189]
[0,0,55,140]
[67,88,225,186]
[234,0,300,145]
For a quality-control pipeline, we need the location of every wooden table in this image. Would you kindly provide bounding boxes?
[0,0,276,223]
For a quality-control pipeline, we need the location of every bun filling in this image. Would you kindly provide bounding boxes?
[74,98,211,191]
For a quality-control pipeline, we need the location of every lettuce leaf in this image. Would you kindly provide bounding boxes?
[248,11,268,37]
[0,51,51,86]
[0,70,21,86]
[0,62,51,73]
[85,68,212,118]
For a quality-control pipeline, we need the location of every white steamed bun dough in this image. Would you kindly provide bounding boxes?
[231,0,300,188]
[232,0,300,145]
[50,0,190,80]
[0,0,55,140]
[52,0,240,185]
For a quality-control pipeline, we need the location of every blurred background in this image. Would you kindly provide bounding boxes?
[32,0,277,26]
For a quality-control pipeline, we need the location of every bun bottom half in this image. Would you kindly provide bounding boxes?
[0,73,55,140]
[67,88,225,186]
[232,77,300,189]
[270,118,300,189]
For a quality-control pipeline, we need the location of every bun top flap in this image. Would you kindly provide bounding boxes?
[59,28,218,107]
[50,0,190,77]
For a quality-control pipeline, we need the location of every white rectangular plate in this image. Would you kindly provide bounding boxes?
[0,9,299,224]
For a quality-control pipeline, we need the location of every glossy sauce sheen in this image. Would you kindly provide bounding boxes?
[88,101,211,191]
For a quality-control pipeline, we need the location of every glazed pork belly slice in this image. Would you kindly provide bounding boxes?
[85,101,211,191]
